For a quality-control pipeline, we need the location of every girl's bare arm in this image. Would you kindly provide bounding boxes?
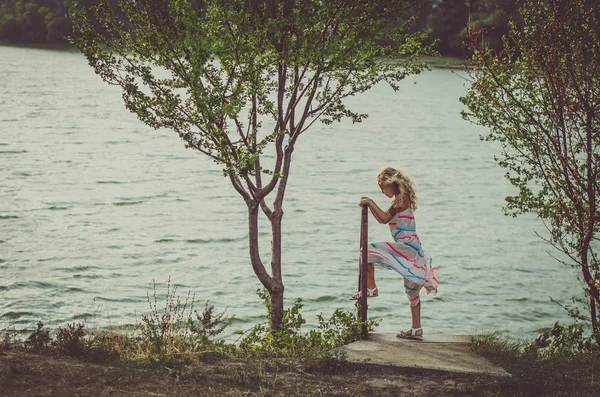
[359,198,396,224]
[359,194,410,224]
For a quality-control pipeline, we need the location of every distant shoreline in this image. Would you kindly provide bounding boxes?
[0,41,77,51]
[422,56,471,69]
[1,42,470,69]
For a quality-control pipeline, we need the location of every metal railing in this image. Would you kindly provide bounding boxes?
[358,204,368,339]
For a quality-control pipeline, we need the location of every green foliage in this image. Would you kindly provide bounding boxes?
[236,289,378,369]
[534,322,597,356]
[462,0,600,343]
[74,286,231,364]
[69,0,431,174]
[473,329,600,393]
[187,302,231,344]
[139,278,196,356]
[137,278,231,360]
[83,328,136,362]
[69,0,432,332]
[14,278,231,364]
[8,283,375,374]
[310,307,369,348]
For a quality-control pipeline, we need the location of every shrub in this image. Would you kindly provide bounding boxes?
[54,322,86,356]
[138,278,231,361]
[474,326,600,393]
[0,313,17,352]
[24,321,51,353]
[534,322,597,357]
[235,289,379,369]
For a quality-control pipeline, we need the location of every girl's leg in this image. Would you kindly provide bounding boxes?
[350,262,377,300]
[367,263,376,290]
[401,302,422,337]
[410,301,422,329]
[401,281,423,337]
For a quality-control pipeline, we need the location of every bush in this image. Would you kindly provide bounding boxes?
[138,278,231,361]
[9,281,376,375]
[0,313,17,352]
[235,289,379,370]
[473,326,600,394]
[54,322,86,356]
[24,321,51,353]
[534,322,597,356]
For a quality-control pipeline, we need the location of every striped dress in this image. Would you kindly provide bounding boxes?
[367,207,439,305]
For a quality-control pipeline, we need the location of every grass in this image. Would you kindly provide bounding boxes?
[3,332,598,396]
[0,282,387,396]
[1,281,599,396]
[472,330,600,396]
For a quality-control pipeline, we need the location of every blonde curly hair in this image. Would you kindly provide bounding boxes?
[376,167,418,211]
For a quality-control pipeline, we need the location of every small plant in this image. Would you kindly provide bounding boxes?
[54,322,87,356]
[24,321,51,353]
[85,329,138,362]
[139,277,194,356]
[0,331,11,352]
[310,306,378,349]
[237,289,306,355]
[0,313,17,352]
[188,302,231,344]
[138,277,230,360]
[534,322,597,356]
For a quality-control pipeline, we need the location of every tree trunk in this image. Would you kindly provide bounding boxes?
[269,208,285,330]
[590,294,599,345]
[246,200,285,331]
[580,235,600,344]
[270,288,284,331]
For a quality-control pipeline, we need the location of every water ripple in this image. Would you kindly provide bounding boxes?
[113,201,143,206]
[0,215,19,220]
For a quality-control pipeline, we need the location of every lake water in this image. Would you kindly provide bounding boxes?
[0,45,582,340]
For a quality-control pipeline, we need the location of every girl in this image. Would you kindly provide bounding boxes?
[352,167,439,340]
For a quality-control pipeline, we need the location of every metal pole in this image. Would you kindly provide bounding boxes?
[359,204,369,339]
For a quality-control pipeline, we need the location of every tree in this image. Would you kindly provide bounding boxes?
[70,0,430,330]
[431,0,468,56]
[461,0,600,343]
[0,0,78,44]
[425,0,517,57]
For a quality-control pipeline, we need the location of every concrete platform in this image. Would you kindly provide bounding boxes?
[338,333,511,377]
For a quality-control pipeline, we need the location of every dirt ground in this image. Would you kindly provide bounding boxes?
[0,350,593,396]
[0,350,493,397]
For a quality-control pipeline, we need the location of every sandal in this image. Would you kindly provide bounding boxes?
[396,327,423,340]
[349,287,378,300]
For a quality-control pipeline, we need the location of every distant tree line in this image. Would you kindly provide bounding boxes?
[0,0,72,43]
[0,0,116,44]
[416,0,518,57]
[0,0,516,57]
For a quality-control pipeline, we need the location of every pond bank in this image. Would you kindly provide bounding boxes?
[0,349,516,396]
[1,339,597,397]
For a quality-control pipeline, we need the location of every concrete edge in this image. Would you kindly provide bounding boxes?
[346,356,512,378]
